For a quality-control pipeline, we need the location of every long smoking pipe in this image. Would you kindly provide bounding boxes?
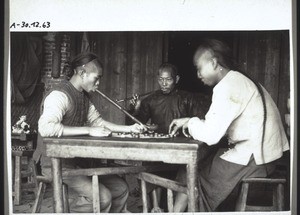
[116,91,153,103]
[95,89,158,131]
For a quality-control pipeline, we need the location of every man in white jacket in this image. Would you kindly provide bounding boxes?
[169,39,289,212]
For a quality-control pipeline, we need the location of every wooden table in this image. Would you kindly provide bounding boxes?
[43,136,205,213]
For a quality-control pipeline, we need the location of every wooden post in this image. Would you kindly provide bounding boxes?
[272,184,277,210]
[141,179,148,213]
[235,182,249,211]
[151,189,159,209]
[13,155,21,205]
[186,161,199,212]
[31,182,47,213]
[51,33,61,78]
[277,183,285,210]
[167,189,174,212]
[51,158,64,213]
[30,159,39,196]
[62,184,70,213]
[92,175,101,213]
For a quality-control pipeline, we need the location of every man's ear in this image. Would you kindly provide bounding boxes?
[211,58,218,70]
[77,68,86,77]
[175,75,180,84]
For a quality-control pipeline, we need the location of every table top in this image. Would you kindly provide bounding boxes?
[43,135,203,150]
[43,136,205,164]
[11,133,36,141]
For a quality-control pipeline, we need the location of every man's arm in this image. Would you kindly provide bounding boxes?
[39,91,110,137]
[187,86,244,145]
[127,96,151,125]
[38,91,68,137]
[87,102,146,133]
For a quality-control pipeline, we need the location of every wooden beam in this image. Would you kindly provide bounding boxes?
[136,172,187,194]
[62,165,177,177]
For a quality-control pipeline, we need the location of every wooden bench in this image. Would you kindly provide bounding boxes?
[235,177,286,211]
[136,172,187,213]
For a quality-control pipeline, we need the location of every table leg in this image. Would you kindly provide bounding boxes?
[13,155,21,205]
[186,161,199,212]
[51,158,64,213]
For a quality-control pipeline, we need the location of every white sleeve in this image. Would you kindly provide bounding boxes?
[87,103,105,127]
[188,85,243,145]
[38,91,69,137]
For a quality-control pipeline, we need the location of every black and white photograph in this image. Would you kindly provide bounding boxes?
[5,0,296,214]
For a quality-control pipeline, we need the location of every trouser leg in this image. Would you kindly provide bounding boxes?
[100,175,129,213]
[42,167,113,213]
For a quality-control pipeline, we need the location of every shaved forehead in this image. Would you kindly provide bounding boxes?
[194,48,214,65]
[83,59,102,73]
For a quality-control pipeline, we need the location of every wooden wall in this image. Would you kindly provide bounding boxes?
[79,32,165,124]
[68,31,289,124]
[10,31,290,133]
[236,31,290,121]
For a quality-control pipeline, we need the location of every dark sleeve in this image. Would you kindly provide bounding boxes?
[125,99,151,125]
[187,92,212,119]
[135,99,151,124]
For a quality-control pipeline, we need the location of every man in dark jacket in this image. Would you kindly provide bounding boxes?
[130,63,210,134]
[129,63,211,211]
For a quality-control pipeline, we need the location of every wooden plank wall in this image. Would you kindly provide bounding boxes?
[236,31,290,121]
[85,32,164,124]
[69,31,289,124]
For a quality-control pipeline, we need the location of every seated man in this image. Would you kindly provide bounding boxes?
[33,52,145,213]
[169,39,289,212]
[129,63,210,134]
[128,63,211,212]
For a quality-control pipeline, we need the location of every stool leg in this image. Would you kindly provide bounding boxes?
[151,189,159,208]
[92,175,101,213]
[167,189,174,212]
[14,155,21,205]
[30,160,39,197]
[277,183,285,211]
[141,179,148,213]
[62,184,70,213]
[32,182,47,213]
[235,182,249,211]
[151,188,163,212]
[27,158,35,184]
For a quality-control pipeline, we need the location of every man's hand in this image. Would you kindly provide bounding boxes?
[169,117,190,136]
[129,123,147,133]
[129,94,142,112]
[88,126,112,137]
[182,122,191,138]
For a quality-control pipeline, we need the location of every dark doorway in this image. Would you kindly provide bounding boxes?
[167,31,239,95]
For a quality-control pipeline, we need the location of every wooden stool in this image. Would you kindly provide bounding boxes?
[31,176,69,213]
[137,172,187,213]
[235,177,286,211]
[12,150,36,205]
[60,164,176,213]
[12,133,37,205]
[30,161,70,213]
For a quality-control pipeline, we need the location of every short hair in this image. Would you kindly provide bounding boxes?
[193,39,234,70]
[158,63,178,78]
[64,52,103,78]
